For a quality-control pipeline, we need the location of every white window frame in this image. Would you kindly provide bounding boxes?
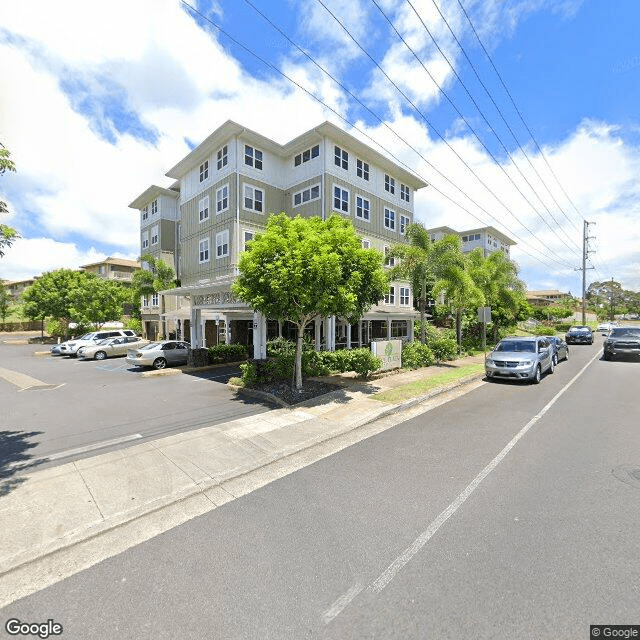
[141,231,149,250]
[356,158,369,181]
[199,160,209,183]
[400,214,410,234]
[198,195,209,222]
[244,145,263,170]
[333,184,349,214]
[384,207,396,231]
[217,145,228,170]
[355,195,370,221]
[385,174,395,194]
[216,184,229,214]
[361,238,371,249]
[216,230,229,259]
[243,184,264,213]
[199,237,210,263]
[151,293,159,307]
[141,206,148,222]
[150,199,158,215]
[384,285,396,305]
[400,184,410,202]
[400,287,411,306]
[384,245,395,267]
[292,184,321,207]
[151,225,159,245]
[294,145,319,166]
[243,230,255,251]
[334,145,348,170]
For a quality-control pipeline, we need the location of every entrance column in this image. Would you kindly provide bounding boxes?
[253,311,267,359]
[190,308,202,348]
[346,323,351,349]
[387,317,392,340]
[358,321,363,348]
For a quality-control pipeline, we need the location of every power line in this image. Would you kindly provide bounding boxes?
[313,0,574,269]
[179,0,573,271]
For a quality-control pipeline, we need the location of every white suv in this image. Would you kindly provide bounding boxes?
[59,329,137,356]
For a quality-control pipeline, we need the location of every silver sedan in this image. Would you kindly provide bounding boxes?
[78,336,149,360]
[125,340,191,370]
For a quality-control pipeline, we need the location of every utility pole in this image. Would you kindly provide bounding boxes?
[578,220,596,324]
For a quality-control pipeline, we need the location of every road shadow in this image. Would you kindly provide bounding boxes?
[0,430,46,497]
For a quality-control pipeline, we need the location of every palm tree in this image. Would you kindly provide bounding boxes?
[389,224,463,344]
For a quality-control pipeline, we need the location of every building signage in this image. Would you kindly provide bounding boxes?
[371,339,402,371]
[193,290,239,307]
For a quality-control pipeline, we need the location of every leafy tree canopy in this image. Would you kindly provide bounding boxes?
[0,144,19,258]
[130,253,176,319]
[233,213,388,389]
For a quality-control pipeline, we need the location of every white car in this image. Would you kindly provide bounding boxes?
[77,336,149,360]
[59,329,137,356]
[596,322,619,334]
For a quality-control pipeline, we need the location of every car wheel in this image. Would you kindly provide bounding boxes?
[532,365,541,384]
[94,351,107,361]
[549,358,555,374]
[153,357,167,370]
[552,354,558,367]
[603,352,612,361]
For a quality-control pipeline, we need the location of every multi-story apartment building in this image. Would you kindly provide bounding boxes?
[427,225,515,257]
[3,277,38,299]
[80,257,141,283]
[129,120,427,354]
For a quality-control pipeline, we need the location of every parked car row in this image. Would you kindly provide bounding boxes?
[50,331,192,369]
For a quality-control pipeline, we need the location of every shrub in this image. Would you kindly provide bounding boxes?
[45,319,66,338]
[228,376,244,387]
[208,344,247,364]
[347,348,382,378]
[428,336,458,362]
[533,324,555,336]
[125,318,143,334]
[239,361,259,385]
[402,341,435,369]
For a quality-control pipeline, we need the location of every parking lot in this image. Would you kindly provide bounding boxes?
[0,338,275,474]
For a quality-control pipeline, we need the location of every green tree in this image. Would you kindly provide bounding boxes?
[432,240,484,353]
[130,253,176,319]
[233,213,388,390]
[71,278,129,326]
[1,144,19,258]
[467,248,529,341]
[389,224,463,344]
[0,282,11,323]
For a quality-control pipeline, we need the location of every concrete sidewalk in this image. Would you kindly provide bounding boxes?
[0,354,486,607]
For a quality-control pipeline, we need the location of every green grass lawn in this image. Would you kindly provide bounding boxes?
[371,363,485,403]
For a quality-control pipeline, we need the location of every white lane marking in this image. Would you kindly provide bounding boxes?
[325,349,601,621]
[45,434,144,461]
[322,583,364,624]
[0,367,50,390]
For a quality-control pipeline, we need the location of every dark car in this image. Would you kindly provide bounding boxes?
[565,325,593,345]
[544,336,569,364]
[603,326,640,361]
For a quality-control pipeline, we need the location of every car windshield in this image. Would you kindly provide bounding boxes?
[569,326,590,331]
[139,342,161,350]
[495,341,535,353]
[610,328,640,337]
[79,333,93,340]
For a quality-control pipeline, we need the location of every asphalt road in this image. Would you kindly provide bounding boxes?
[3,336,639,639]
[0,341,274,470]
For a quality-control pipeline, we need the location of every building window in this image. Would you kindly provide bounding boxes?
[150,199,158,215]
[333,185,349,214]
[400,287,411,306]
[216,185,229,213]
[151,225,159,245]
[384,285,395,305]
[243,230,254,251]
[294,145,319,166]
[357,159,369,180]
[217,145,228,170]
[141,232,149,250]
[355,195,370,221]
[400,214,410,234]
[334,145,348,170]
[391,319,408,337]
[244,185,264,212]
[216,230,229,258]
[385,174,395,194]
[142,295,149,307]
[384,207,396,231]
[244,145,263,170]
[199,196,209,222]
[400,184,410,202]
[151,293,159,307]
[293,184,320,207]
[199,160,209,183]
[362,238,371,249]
[384,245,395,267]
[142,206,148,222]
[199,238,210,263]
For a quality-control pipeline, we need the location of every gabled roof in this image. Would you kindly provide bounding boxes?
[128,185,179,210]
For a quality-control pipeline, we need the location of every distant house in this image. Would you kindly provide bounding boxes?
[80,257,141,284]
[426,225,515,257]
[526,290,572,307]
[3,277,38,299]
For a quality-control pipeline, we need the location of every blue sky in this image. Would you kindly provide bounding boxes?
[0,0,639,295]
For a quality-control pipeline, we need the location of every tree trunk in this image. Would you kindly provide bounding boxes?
[419,296,426,344]
[294,325,303,390]
[456,309,462,354]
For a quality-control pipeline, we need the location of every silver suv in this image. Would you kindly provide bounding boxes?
[59,329,137,356]
[485,336,554,384]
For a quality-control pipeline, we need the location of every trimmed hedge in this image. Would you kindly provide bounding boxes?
[208,344,248,364]
[402,341,435,369]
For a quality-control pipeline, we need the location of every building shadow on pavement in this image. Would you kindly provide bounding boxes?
[0,430,46,497]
